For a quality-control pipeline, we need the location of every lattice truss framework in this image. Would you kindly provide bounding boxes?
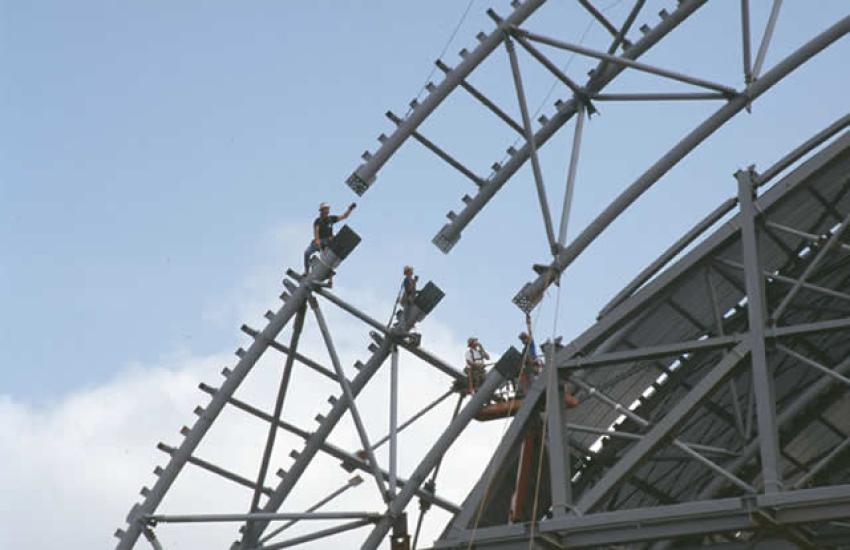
[114,1,850,549]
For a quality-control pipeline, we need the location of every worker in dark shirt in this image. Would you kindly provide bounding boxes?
[397,265,418,327]
[304,202,355,274]
[517,332,540,397]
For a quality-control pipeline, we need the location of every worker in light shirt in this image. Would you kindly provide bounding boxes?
[465,337,490,394]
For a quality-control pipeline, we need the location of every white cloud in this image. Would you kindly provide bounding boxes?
[0,227,514,549]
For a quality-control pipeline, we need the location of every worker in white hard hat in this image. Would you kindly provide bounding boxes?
[303,201,356,279]
[464,336,490,394]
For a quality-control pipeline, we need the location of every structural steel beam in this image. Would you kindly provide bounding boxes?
[575,342,749,513]
[253,518,374,550]
[346,0,546,194]
[307,297,390,502]
[247,296,440,544]
[433,0,708,253]
[310,284,466,382]
[514,16,850,312]
[504,34,558,251]
[258,476,362,543]
[438,485,850,549]
[446,370,548,535]
[736,167,781,493]
[116,232,359,550]
[196,384,460,514]
[245,306,307,541]
[599,197,737,318]
[361,348,523,549]
[558,334,741,370]
[516,27,736,95]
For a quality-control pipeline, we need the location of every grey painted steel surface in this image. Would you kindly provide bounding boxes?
[439,124,850,548]
[147,511,378,523]
[573,342,749,512]
[389,345,399,496]
[545,344,571,517]
[115,240,354,550]
[254,518,374,550]
[741,0,753,84]
[735,168,781,493]
[514,16,850,312]
[598,197,738,318]
[435,485,850,549]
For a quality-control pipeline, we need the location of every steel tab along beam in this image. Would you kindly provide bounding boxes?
[345,0,546,195]
[575,342,749,513]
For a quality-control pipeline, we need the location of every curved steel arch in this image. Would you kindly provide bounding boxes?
[115,2,850,549]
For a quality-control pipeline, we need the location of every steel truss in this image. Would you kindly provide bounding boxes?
[116,1,850,548]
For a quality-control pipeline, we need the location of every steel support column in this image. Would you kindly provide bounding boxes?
[545,342,571,518]
[361,348,523,550]
[736,167,781,493]
[389,345,400,497]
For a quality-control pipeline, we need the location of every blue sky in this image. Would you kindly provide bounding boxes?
[1,2,848,546]
[4,1,848,402]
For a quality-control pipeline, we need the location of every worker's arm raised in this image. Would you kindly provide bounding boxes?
[338,202,357,221]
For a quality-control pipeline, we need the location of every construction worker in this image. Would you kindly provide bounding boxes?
[465,337,489,394]
[396,265,418,327]
[303,201,356,278]
[517,331,542,397]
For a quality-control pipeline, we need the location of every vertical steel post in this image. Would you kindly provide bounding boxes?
[558,103,586,247]
[740,0,753,84]
[736,167,781,493]
[545,342,572,517]
[361,348,523,550]
[390,345,400,497]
